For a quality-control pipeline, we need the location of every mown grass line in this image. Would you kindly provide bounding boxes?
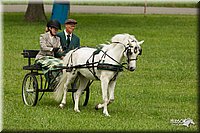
[2,1,197,8]
[3,13,198,132]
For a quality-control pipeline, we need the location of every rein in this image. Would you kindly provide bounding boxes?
[97,48,129,70]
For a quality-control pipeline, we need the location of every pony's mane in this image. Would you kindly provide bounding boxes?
[111,33,136,45]
[99,43,118,51]
[98,33,137,51]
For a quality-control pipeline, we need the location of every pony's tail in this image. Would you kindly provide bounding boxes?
[54,71,68,102]
[53,50,74,102]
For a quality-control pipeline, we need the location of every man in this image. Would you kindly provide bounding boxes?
[57,18,80,58]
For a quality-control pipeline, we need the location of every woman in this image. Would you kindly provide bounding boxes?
[35,20,63,87]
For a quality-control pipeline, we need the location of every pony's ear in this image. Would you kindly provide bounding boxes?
[138,40,144,45]
[128,39,132,44]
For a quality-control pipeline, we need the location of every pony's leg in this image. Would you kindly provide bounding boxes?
[74,75,89,112]
[102,78,110,116]
[108,80,117,104]
[95,80,116,109]
[59,73,76,109]
[59,82,70,108]
[96,78,110,116]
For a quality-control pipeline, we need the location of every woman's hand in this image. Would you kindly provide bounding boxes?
[53,47,60,52]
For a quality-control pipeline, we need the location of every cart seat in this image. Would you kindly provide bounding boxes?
[22,50,42,71]
[23,64,42,70]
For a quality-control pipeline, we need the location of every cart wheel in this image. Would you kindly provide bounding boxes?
[71,77,90,106]
[22,73,39,106]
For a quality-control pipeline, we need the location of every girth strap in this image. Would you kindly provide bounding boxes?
[97,63,123,72]
[86,49,101,80]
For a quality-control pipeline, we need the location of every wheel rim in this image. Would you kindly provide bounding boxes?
[22,73,38,106]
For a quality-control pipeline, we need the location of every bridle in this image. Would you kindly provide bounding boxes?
[113,40,142,65]
[125,45,137,64]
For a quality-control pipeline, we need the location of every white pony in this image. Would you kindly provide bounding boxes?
[54,33,144,116]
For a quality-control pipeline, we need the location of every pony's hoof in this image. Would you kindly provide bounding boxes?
[108,99,114,105]
[59,103,65,109]
[74,109,80,113]
[109,99,114,103]
[95,104,99,110]
[104,113,111,117]
[103,110,110,117]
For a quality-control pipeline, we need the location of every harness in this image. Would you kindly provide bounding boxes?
[86,48,101,80]
[56,43,136,81]
[85,45,129,80]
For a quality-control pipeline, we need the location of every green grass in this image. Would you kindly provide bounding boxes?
[3,13,198,132]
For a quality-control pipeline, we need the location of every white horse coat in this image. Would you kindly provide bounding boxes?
[54,33,144,116]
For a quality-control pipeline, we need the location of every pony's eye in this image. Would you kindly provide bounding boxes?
[134,47,137,54]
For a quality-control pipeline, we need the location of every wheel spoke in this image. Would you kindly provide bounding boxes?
[22,73,38,106]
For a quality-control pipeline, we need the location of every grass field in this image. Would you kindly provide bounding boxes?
[3,12,198,132]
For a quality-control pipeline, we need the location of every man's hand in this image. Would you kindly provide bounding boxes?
[61,56,64,60]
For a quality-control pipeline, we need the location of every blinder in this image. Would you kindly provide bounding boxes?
[125,45,137,63]
[126,47,133,56]
[124,41,142,65]
[139,48,142,55]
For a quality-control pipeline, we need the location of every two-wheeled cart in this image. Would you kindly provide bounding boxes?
[21,50,91,106]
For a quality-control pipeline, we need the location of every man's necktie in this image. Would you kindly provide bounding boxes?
[67,35,70,46]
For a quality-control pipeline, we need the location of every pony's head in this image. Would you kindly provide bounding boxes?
[111,33,144,71]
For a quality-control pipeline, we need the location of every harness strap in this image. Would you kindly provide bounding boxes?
[67,47,81,67]
[97,63,123,72]
[111,72,119,81]
[92,51,99,80]
[97,63,123,81]
[98,48,130,70]
[86,49,101,80]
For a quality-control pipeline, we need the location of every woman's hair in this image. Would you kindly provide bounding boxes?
[45,26,50,32]
[45,20,61,32]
